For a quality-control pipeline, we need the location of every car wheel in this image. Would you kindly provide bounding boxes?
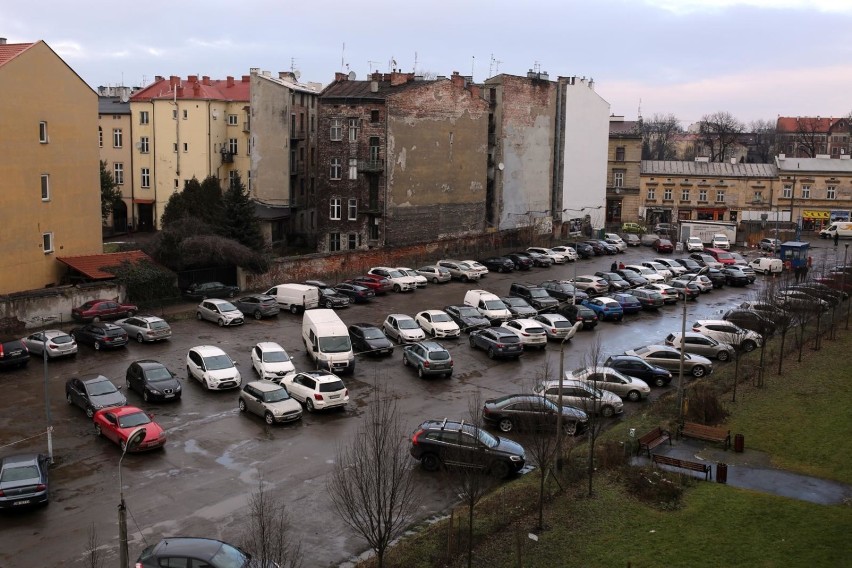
[136,333,144,343]
[742,340,756,352]
[305,399,315,413]
[498,418,513,432]
[692,365,706,377]
[290,304,299,314]
[469,336,476,347]
[66,393,72,405]
[564,421,578,436]
[127,310,136,317]
[264,412,274,425]
[717,350,731,361]
[430,329,436,337]
[393,284,401,293]
[85,406,94,419]
[254,310,263,320]
[228,291,236,298]
[218,318,225,327]
[95,424,102,437]
[418,367,425,379]
[143,390,150,403]
[487,347,496,359]
[600,405,615,418]
[421,453,440,472]
[654,376,667,387]
[92,316,100,323]
[491,460,511,479]
[627,390,641,402]
[94,341,101,351]
[196,312,203,321]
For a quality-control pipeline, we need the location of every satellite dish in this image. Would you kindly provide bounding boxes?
[294,70,301,81]
[348,71,356,80]
[498,162,504,171]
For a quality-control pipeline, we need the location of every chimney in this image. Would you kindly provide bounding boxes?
[390,71,412,87]
[370,81,379,93]
[250,68,260,75]
[226,76,234,87]
[202,76,210,85]
[334,72,348,82]
[372,72,382,81]
[155,75,164,82]
[242,75,250,82]
[177,86,184,97]
[188,75,198,83]
[468,84,480,99]
[450,71,465,88]
[193,83,201,95]
[170,75,180,88]
[0,38,6,45]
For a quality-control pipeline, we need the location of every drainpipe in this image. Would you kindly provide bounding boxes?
[170,85,180,178]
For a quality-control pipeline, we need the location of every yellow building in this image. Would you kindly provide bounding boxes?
[607,117,643,226]
[0,39,101,294]
[98,87,136,233]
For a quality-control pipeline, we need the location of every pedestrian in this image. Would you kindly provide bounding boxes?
[618,261,625,270]
[794,266,802,283]
[610,261,618,272]
[807,255,813,269]
[803,264,810,281]
[834,232,839,246]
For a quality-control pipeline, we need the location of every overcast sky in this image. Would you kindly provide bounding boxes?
[4,0,851,127]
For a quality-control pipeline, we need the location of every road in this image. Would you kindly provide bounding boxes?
[0,244,774,567]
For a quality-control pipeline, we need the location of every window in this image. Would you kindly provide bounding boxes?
[715,190,725,203]
[98,127,103,147]
[182,109,188,119]
[183,142,188,152]
[228,170,239,189]
[613,171,624,188]
[827,186,837,199]
[699,188,708,202]
[247,170,252,192]
[140,137,149,153]
[801,184,810,198]
[348,198,357,220]
[330,118,342,141]
[228,114,238,125]
[663,188,672,200]
[310,115,315,133]
[681,188,690,201]
[753,191,763,202]
[330,158,342,180]
[369,137,380,163]
[329,198,341,220]
[329,232,341,252]
[348,118,359,141]
[348,233,358,249]
[140,111,149,125]
[39,121,48,143]
[174,179,179,189]
[615,146,625,161]
[42,232,54,254]
[172,109,178,119]
[141,168,150,188]
[349,158,358,180]
[114,163,124,185]
[369,216,379,239]
[113,128,123,148]
[782,184,792,199]
[228,138,238,154]
[41,175,50,201]
[173,143,178,153]
[647,187,656,200]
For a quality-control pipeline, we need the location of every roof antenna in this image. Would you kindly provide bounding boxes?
[471,55,475,79]
[340,42,346,72]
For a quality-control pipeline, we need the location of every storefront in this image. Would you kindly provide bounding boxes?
[802,209,830,232]
[830,210,851,223]
[696,208,727,221]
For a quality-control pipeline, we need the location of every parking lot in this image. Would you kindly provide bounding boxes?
[0,244,783,567]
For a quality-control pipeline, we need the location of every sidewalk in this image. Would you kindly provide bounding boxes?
[632,438,852,506]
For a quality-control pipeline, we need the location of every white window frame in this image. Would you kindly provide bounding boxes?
[228,170,239,189]
[715,190,726,203]
[228,114,238,126]
[782,184,792,199]
[349,158,358,180]
[247,170,253,192]
[827,186,837,199]
[113,128,123,148]
[182,109,188,120]
[330,158,342,180]
[681,189,690,201]
[330,198,342,220]
[42,232,54,254]
[801,184,810,198]
[663,188,672,200]
[348,198,357,220]
[228,138,238,154]
[613,171,624,188]
[140,137,149,153]
[348,118,359,142]
[114,163,124,185]
[39,121,48,143]
[140,111,149,125]
[41,174,50,201]
[647,187,656,200]
[141,168,150,188]
[699,189,708,202]
[330,118,342,141]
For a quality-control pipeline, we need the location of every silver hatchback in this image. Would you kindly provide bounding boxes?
[238,381,302,425]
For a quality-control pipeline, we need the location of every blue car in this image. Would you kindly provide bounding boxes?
[581,297,624,321]
[611,293,642,315]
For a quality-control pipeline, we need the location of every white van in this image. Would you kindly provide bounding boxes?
[265,283,320,314]
[819,222,852,239]
[748,257,783,275]
[464,289,511,324]
[302,309,355,375]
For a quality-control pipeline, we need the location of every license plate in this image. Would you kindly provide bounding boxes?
[13,500,30,506]
[329,395,340,399]
[164,394,175,398]
[10,350,22,356]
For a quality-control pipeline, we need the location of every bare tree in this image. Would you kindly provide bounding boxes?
[327,381,419,568]
[749,119,778,163]
[640,113,682,160]
[698,111,745,162]
[579,336,608,497]
[84,522,104,568]
[792,117,825,157]
[240,476,302,568]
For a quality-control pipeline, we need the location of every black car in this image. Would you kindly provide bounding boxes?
[720,267,749,287]
[707,268,728,288]
[500,296,538,318]
[482,394,589,435]
[583,240,606,255]
[0,453,49,509]
[675,257,704,273]
[593,271,632,292]
[182,281,240,300]
[0,337,29,370]
[614,269,649,287]
[603,355,672,387]
[722,309,776,335]
[334,282,375,303]
[505,253,534,271]
[409,418,526,479]
[508,282,559,312]
[316,287,351,309]
[589,239,618,255]
[625,288,666,310]
[468,327,524,359]
[790,283,845,307]
[571,242,594,259]
[125,360,182,402]
[232,294,281,319]
[70,323,128,350]
[540,280,589,303]
[514,251,553,268]
[444,305,490,333]
[65,375,126,418]
[556,303,598,329]
[136,538,254,568]
[479,257,515,273]
[348,323,394,356]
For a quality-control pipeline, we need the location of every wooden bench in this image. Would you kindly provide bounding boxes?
[636,426,671,457]
[679,422,731,450]
[651,453,712,481]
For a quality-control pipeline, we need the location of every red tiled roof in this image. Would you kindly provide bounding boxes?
[776,116,844,134]
[57,251,155,280]
[131,75,251,102]
[0,42,36,68]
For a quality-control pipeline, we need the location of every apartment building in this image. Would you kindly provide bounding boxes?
[98,86,136,233]
[777,116,851,159]
[775,154,852,231]
[606,116,642,225]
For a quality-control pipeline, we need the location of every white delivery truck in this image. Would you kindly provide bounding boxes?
[819,222,852,240]
[265,283,320,314]
[302,309,355,375]
[464,289,512,324]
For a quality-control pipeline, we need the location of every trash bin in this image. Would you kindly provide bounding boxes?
[734,433,744,453]
[716,462,728,484]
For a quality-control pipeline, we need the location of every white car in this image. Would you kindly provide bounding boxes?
[383,314,426,344]
[196,299,245,327]
[114,315,172,343]
[643,283,679,303]
[500,318,548,349]
[567,366,651,401]
[280,370,349,412]
[415,310,461,339]
[527,247,566,264]
[694,275,714,292]
[654,258,687,277]
[749,257,783,274]
[251,342,296,380]
[368,267,418,292]
[533,314,581,340]
[396,267,428,288]
[640,261,673,280]
[691,319,763,352]
[711,234,731,250]
[21,329,77,358]
[550,245,578,261]
[571,275,610,295]
[686,237,704,252]
[625,265,665,284]
[462,260,490,278]
[186,345,241,390]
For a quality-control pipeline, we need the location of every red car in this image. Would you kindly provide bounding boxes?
[347,275,393,295]
[72,299,138,322]
[652,238,674,253]
[93,406,167,452]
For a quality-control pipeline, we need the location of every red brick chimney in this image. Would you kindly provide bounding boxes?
[155,75,164,82]
[468,84,480,99]
[450,71,464,88]
[177,86,184,97]
[169,75,180,88]
[390,71,413,87]
[226,76,234,87]
[188,75,198,83]
[202,76,210,86]
[241,75,250,82]
[193,83,201,95]
[334,72,349,82]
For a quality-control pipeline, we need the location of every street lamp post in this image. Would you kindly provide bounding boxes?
[118,426,147,568]
[554,320,582,470]
[676,267,709,424]
[844,244,850,330]
[42,337,53,464]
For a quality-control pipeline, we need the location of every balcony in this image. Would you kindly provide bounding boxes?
[220,150,234,164]
[243,122,251,132]
[290,129,306,140]
[358,159,384,173]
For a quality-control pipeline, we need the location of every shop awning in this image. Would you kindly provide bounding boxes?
[57,251,154,280]
[803,210,829,219]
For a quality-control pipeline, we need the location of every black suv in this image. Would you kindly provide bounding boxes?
[0,338,30,370]
[409,418,526,478]
[603,354,672,387]
[508,283,558,312]
[556,303,598,329]
[540,280,589,303]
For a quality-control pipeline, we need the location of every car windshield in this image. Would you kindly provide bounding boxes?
[87,380,117,396]
[428,350,451,361]
[319,380,346,393]
[530,289,549,298]
[1,465,39,482]
[263,389,291,403]
[551,320,572,328]
[484,300,506,310]
[457,307,480,317]
[397,319,419,330]
[204,355,234,371]
[262,351,290,363]
[210,543,250,568]
[118,411,151,429]
[146,367,173,382]
[361,328,386,340]
[621,269,640,277]
[318,336,352,353]
[401,269,417,277]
